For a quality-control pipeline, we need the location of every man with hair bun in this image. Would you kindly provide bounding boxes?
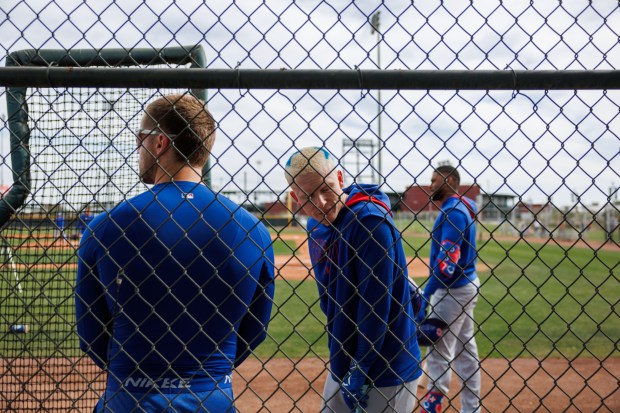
[76,94,275,412]
[285,146,422,412]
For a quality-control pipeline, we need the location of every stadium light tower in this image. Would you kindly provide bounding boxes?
[370,10,383,183]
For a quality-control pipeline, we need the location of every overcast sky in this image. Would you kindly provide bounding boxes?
[0,0,618,208]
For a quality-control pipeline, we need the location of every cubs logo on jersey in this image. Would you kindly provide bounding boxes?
[437,240,461,277]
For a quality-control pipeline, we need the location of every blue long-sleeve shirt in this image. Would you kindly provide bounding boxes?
[423,195,478,300]
[307,184,422,387]
[75,181,275,391]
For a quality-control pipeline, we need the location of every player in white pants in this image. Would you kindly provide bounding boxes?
[425,280,480,413]
[417,165,481,413]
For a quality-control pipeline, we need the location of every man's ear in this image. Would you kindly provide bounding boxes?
[447,175,459,191]
[155,133,172,156]
[337,170,344,189]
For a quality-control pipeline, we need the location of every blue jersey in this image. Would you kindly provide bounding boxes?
[55,214,65,229]
[77,212,93,234]
[423,195,478,299]
[75,181,275,409]
[307,184,422,388]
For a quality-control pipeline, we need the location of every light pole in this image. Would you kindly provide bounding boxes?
[104,99,115,208]
[243,170,248,206]
[255,160,262,208]
[608,184,618,242]
[371,11,382,183]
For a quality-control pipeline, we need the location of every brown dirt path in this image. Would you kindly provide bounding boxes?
[1,357,617,412]
[233,357,620,412]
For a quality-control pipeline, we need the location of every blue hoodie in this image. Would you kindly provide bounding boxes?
[307,183,422,387]
[422,195,478,300]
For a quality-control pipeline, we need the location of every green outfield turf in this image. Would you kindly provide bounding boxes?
[271,238,298,255]
[255,235,619,359]
[1,231,617,361]
[258,278,328,358]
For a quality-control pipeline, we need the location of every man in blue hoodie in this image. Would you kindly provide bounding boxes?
[75,94,275,412]
[284,147,422,412]
[416,165,480,413]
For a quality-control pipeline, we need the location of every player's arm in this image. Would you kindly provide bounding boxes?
[420,209,469,305]
[234,230,276,367]
[74,225,111,370]
[349,216,398,375]
[432,209,468,281]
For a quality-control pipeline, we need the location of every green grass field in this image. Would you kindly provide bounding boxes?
[1,230,618,361]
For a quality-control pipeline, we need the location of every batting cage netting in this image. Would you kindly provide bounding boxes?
[0,2,618,412]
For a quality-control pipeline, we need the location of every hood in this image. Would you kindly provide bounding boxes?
[343,183,392,214]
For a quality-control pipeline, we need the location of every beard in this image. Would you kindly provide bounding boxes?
[139,161,157,184]
[431,186,446,202]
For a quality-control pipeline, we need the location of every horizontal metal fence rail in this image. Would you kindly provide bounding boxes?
[0,68,619,89]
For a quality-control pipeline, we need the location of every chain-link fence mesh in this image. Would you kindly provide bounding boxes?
[0,1,619,412]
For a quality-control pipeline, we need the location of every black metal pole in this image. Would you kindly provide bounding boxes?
[0,68,618,90]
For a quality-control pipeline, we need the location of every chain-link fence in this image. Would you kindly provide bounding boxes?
[0,1,618,412]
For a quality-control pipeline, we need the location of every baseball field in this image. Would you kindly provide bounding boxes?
[0,225,618,411]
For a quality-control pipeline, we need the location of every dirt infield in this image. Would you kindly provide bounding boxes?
[234,357,620,412]
[1,357,617,412]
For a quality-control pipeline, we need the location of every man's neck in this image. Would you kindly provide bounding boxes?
[439,192,458,204]
[152,165,204,185]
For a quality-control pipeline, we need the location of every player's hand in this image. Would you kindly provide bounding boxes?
[341,367,369,411]
[408,278,423,317]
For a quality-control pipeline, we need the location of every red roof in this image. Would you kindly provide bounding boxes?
[400,184,480,213]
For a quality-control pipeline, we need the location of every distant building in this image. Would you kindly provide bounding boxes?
[479,192,517,221]
[384,191,406,212]
[263,198,295,216]
[515,200,554,221]
[514,199,569,235]
[400,184,481,214]
[262,196,301,227]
